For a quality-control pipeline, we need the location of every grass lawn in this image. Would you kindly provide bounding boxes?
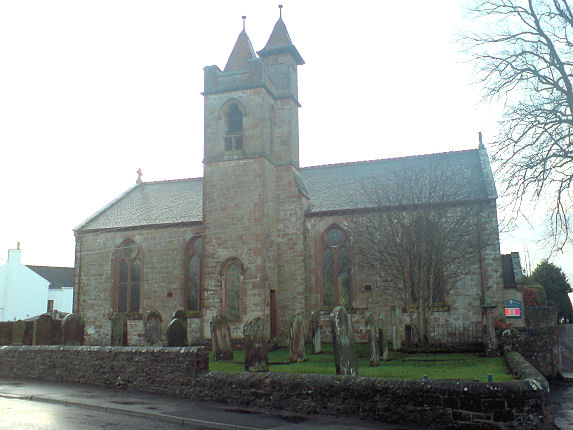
[208,343,514,382]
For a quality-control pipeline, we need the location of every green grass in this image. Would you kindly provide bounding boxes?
[208,343,514,382]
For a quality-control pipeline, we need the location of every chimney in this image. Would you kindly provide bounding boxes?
[7,243,21,264]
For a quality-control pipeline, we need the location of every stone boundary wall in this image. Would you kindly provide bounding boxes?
[0,346,208,388]
[0,347,551,428]
[502,327,562,379]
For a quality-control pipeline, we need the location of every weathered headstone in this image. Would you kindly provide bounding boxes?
[243,317,268,372]
[309,310,322,354]
[0,322,11,345]
[143,310,163,346]
[378,312,390,361]
[62,313,85,345]
[34,314,53,345]
[173,309,187,321]
[11,320,25,345]
[365,313,379,367]
[211,314,233,360]
[51,318,63,345]
[289,313,306,362]
[391,306,402,351]
[111,312,128,346]
[329,306,358,376]
[482,305,498,357]
[166,317,187,346]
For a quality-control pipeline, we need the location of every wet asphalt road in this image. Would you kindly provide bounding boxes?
[551,380,573,429]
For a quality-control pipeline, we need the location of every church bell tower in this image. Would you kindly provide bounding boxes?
[201,10,308,341]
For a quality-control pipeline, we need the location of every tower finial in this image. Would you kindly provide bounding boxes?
[242,15,246,31]
[478,131,484,149]
[136,168,143,184]
[279,4,283,18]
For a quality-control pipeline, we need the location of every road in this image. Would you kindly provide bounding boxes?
[0,380,403,430]
[0,397,210,430]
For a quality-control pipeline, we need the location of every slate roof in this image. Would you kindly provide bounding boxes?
[76,149,496,233]
[257,17,305,65]
[224,30,257,73]
[76,178,203,232]
[27,266,74,290]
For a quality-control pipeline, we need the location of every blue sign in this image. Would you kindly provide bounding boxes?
[505,299,522,318]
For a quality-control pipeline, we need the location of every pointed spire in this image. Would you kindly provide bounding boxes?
[224,17,257,73]
[257,6,304,65]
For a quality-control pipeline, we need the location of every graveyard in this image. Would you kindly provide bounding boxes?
[0,306,555,428]
[209,343,514,382]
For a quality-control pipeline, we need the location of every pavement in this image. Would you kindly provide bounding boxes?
[0,379,399,430]
[551,380,573,430]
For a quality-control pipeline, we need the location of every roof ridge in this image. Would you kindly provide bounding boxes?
[301,148,479,170]
[142,177,203,185]
[26,265,73,269]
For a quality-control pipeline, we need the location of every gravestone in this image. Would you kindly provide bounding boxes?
[173,309,187,321]
[378,312,389,361]
[143,310,163,346]
[329,306,358,376]
[391,306,402,351]
[243,317,268,372]
[62,313,85,345]
[111,312,128,346]
[51,319,63,345]
[309,310,321,354]
[365,313,379,367]
[211,314,233,360]
[12,320,25,345]
[34,314,53,345]
[166,318,187,346]
[482,305,498,357]
[289,313,306,362]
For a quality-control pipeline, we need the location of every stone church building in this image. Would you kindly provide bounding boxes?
[74,15,505,345]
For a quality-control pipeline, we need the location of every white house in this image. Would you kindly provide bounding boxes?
[0,244,73,321]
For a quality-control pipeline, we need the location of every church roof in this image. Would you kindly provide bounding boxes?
[257,17,304,65]
[224,30,257,72]
[76,178,203,233]
[301,149,494,213]
[75,149,496,233]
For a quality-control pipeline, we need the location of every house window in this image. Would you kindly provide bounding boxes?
[224,103,243,151]
[223,260,243,319]
[115,240,142,312]
[321,226,352,307]
[47,300,54,313]
[185,236,203,312]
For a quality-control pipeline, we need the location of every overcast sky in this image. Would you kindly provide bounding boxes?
[0,1,569,288]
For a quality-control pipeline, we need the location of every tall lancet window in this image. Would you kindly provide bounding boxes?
[185,236,203,312]
[115,240,142,312]
[224,103,243,151]
[321,226,352,307]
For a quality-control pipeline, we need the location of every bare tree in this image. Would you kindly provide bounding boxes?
[351,164,489,347]
[461,0,573,249]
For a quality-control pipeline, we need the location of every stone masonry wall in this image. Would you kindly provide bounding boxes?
[0,346,208,386]
[304,200,505,345]
[0,346,551,428]
[502,327,562,379]
[75,225,202,345]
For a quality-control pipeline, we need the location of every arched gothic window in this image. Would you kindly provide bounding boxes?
[224,103,243,151]
[405,219,445,305]
[185,236,203,312]
[321,226,352,307]
[115,240,142,312]
[223,260,243,319]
